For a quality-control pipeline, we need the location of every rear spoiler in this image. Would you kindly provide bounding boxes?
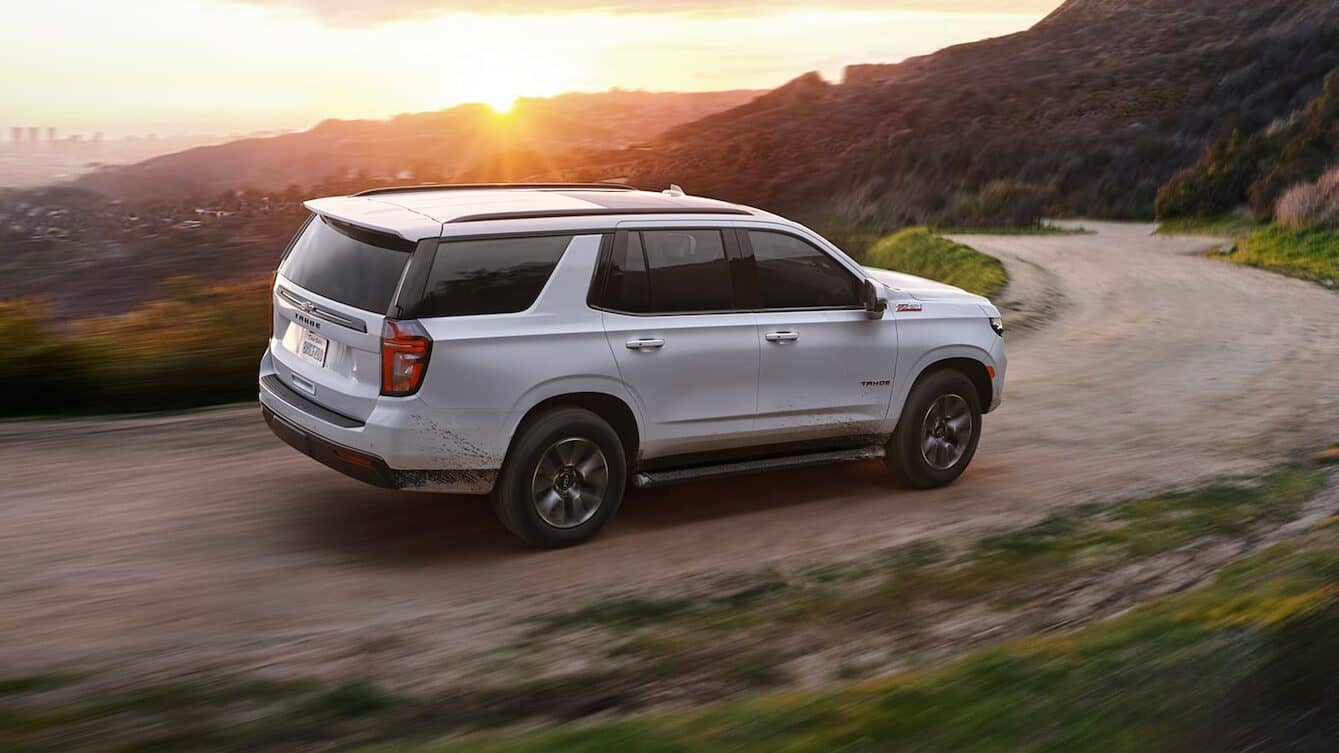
[303,196,441,241]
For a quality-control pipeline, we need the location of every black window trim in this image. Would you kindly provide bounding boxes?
[278,214,315,266]
[394,230,586,320]
[735,227,867,313]
[321,214,418,253]
[588,226,749,317]
[588,225,869,316]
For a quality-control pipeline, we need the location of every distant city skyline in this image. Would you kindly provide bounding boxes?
[3,0,1060,137]
[2,125,292,144]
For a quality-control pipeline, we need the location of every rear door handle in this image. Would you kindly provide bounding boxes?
[625,338,665,351]
[764,331,799,343]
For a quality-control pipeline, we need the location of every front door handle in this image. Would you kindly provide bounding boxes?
[764,331,800,343]
[625,337,665,351]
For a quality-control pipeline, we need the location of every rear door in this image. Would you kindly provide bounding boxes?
[743,228,898,442]
[596,226,758,457]
[269,214,417,422]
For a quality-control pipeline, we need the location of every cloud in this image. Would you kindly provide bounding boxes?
[229,0,1062,26]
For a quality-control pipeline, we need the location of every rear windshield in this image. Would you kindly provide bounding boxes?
[279,215,413,313]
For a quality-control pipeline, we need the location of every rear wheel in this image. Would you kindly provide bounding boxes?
[885,369,982,489]
[492,407,627,548]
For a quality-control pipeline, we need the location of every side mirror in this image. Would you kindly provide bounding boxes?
[863,279,888,320]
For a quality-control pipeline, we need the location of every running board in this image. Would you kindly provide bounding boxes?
[632,445,885,489]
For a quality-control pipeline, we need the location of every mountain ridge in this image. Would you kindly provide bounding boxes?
[575,0,1339,226]
[73,89,764,200]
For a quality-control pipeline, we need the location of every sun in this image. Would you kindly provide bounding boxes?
[484,93,519,115]
[448,58,576,117]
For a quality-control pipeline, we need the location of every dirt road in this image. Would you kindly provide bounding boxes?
[3,222,1337,686]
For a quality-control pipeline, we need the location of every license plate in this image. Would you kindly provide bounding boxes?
[298,327,329,367]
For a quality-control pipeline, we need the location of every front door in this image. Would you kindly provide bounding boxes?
[743,229,898,442]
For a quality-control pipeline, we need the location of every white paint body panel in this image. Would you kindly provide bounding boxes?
[261,188,1006,494]
[604,309,760,457]
[753,308,898,441]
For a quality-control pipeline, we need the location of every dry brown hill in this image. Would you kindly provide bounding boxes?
[74,89,762,201]
[581,0,1339,227]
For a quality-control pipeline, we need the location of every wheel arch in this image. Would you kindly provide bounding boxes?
[915,358,993,413]
[900,345,997,417]
[510,392,641,467]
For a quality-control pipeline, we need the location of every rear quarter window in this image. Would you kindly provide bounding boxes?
[414,234,574,317]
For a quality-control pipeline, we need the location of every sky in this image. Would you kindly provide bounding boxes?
[1,0,1063,139]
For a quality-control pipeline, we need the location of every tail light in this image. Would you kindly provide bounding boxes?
[380,319,432,396]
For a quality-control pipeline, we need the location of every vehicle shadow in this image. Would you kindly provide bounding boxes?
[283,460,903,565]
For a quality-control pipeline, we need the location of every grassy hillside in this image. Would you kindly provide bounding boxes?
[865,228,1008,298]
[1163,160,1339,288]
[1158,69,1339,221]
[1225,225,1339,287]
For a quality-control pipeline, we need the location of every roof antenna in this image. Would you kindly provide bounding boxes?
[663,184,685,197]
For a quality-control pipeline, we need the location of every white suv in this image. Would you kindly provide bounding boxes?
[259,184,1006,547]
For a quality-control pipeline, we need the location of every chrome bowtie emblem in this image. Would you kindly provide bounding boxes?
[301,301,317,314]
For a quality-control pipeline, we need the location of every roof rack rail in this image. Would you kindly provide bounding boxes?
[354,182,638,197]
[450,207,752,223]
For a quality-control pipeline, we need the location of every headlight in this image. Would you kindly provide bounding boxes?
[989,316,1004,337]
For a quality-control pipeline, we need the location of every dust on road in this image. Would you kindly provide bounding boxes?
[2,222,1336,687]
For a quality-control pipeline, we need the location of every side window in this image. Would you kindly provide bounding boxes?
[748,231,862,309]
[641,229,733,312]
[601,231,653,313]
[416,234,572,317]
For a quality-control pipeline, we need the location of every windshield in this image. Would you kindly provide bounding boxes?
[278,215,413,313]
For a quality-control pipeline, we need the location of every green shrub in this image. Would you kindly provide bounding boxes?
[865,228,1008,298]
[0,301,93,415]
[1229,225,1339,285]
[1248,70,1339,217]
[0,277,269,416]
[1156,129,1271,219]
[1275,167,1339,229]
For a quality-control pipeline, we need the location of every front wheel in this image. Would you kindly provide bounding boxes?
[885,369,982,489]
[492,407,627,548]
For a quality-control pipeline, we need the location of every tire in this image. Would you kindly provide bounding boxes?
[885,369,982,489]
[491,407,627,548]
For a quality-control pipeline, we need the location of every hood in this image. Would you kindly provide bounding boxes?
[862,266,990,304]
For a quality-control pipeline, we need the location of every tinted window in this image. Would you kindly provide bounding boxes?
[601,231,652,313]
[279,215,412,313]
[416,234,572,317]
[749,231,861,309]
[642,230,733,312]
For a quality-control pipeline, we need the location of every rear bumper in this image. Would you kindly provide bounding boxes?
[258,359,500,494]
[263,404,396,488]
